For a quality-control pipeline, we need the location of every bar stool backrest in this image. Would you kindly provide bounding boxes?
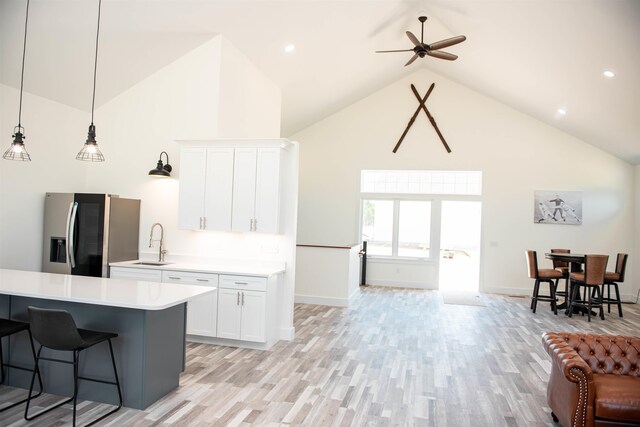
[550,248,570,270]
[615,253,628,282]
[525,250,539,279]
[28,306,83,351]
[584,255,608,286]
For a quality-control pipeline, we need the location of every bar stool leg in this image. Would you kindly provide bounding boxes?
[532,279,540,313]
[596,286,605,321]
[586,286,593,322]
[73,350,79,427]
[549,280,558,315]
[568,284,579,318]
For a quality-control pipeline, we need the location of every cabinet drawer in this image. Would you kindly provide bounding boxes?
[219,274,267,291]
[162,270,218,287]
[110,267,162,282]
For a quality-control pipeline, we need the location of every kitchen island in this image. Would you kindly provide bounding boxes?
[0,268,215,409]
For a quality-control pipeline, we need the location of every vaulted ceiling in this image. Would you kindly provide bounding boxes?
[1,1,639,163]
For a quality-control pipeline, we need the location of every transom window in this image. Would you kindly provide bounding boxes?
[361,170,481,195]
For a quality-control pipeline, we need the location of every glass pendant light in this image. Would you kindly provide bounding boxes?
[77,0,105,162]
[4,0,32,161]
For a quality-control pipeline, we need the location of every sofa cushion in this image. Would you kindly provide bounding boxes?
[593,374,640,423]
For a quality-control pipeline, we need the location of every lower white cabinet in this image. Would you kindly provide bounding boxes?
[162,270,218,337]
[217,275,267,342]
[109,265,280,347]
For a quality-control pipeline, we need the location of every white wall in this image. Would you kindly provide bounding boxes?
[217,37,282,138]
[0,84,89,271]
[292,68,636,298]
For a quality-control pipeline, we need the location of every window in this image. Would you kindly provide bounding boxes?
[360,170,482,261]
[361,200,393,256]
[361,199,432,259]
[361,170,481,195]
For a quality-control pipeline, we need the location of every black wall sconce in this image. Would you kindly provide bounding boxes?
[149,151,172,177]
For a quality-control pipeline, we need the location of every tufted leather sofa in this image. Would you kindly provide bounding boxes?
[542,332,640,427]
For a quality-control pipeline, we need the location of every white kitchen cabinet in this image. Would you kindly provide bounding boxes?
[177,147,234,231]
[231,147,281,233]
[162,270,219,337]
[217,275,268,342]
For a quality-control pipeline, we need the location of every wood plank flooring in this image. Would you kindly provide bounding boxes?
[1,286,639,426]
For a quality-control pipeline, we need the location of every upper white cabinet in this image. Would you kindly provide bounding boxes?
[178,147,234,231]
[232,147,280,233]
[178,145,281,233]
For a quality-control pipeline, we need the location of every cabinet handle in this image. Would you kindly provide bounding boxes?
[199,217,203,229]
[241,292,245,305]
[196,278,209,282]
[236,291,240,306]
[168,276,181,280]
[234,282,248,285]
[249,218,254,231]
[203,217,207,229]
[254,218,257,231]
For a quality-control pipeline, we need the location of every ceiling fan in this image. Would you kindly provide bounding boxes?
[376,16,466,66]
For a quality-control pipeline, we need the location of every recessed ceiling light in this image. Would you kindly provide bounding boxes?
[557,108,567,115]
[603,70,615,78]
[284,44,295,53]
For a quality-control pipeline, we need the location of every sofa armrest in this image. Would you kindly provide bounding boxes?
[543,332,594,382]
[543,332,595,427]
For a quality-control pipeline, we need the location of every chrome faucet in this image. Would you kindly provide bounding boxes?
[149,223,167,262]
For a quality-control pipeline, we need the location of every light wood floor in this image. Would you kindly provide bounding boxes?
[1,286,639,426]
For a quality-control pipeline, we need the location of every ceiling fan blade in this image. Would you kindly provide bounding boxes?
[429,35,466,51]
[406,31,421,47]
[427,50,458,61]
[404,53,420,66]
[375,49,415,53]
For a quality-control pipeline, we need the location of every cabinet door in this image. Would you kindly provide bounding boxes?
[240,290,266,342]
[178,148,207,230]
[203,148,234,231]
[254,148,281,233]
[217,288,242,340]
[162,271,218,337]
[231,148,257,232]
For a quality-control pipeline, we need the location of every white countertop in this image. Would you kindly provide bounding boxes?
[110,259,286,277]
[0,269,215,310]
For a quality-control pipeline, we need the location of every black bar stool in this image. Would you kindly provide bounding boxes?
[0,318,42,411]
[24,306,122,426]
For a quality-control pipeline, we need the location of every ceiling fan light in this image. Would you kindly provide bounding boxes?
[603,70,615,78]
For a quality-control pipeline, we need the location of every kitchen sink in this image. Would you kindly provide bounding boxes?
[133,261,172,266]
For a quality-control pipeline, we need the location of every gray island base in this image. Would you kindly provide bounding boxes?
[0,295,187,410]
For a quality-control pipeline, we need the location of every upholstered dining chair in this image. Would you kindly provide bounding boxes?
[526,250,562,314]
[602,253,628,317]
[568,254,608,322]
[550,248,570,298]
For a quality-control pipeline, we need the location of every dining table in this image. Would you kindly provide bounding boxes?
[544,252,590,315]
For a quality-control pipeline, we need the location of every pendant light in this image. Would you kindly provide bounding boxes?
[3,0,32,161]
[77,0,105,161]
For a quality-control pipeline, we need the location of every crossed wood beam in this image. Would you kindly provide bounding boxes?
[393,83,452,154]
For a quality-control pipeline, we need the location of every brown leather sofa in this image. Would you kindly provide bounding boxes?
[542,332,640,427]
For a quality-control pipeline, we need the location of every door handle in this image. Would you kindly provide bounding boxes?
[68,202,78,269]
[236,291,240,306]
[241,292,245,306]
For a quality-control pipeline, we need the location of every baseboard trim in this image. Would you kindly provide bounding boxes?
[186,335,273,350]
[294,294,350,307]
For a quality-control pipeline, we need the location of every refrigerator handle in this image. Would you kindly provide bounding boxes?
[67,202,78,269]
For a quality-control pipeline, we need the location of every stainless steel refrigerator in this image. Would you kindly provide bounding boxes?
[42,193,140,277]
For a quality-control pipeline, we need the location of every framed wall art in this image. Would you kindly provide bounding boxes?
[534,191,582,225]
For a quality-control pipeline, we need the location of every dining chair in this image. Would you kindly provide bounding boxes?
[602,253,627,317]
[550,248,570,298]
[568,254,608,322]
[526,250,562,314]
